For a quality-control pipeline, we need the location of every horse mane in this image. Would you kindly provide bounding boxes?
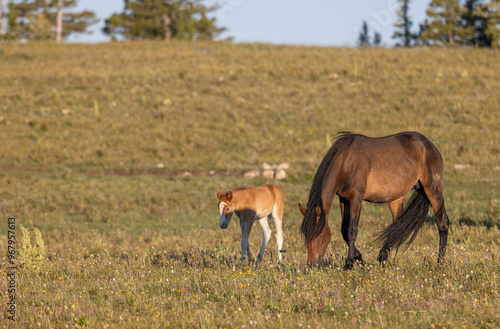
[300,131,355,245]
[228,186,248,192]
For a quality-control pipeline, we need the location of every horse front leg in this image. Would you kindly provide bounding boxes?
[343,196,363,270]
[340,197,364,267]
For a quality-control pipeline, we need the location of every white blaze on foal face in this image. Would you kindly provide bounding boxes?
[218,200,233,229]
[217,190,235,229]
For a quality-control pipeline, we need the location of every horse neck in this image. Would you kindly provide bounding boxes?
[321,163,341,213]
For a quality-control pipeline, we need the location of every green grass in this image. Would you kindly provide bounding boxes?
[0,41,499,328]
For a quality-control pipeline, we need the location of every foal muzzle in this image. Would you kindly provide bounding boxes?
[219,214,231,229]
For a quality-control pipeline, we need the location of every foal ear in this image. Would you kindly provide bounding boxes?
[298,203,307,216]
[217,190,222,199]
[226,191,233,201]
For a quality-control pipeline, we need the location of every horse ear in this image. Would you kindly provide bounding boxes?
[226,191,233,201]
[315,205,322,221]
[298,203,307,216]
[217,190,222,199]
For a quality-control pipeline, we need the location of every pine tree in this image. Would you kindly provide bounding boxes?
[461,0,488,46]
[103,0,225,41]
[373,31,382,46]
[55,0,61,42]
[46,1,97,40]
[3,0,97,41]
[420,0,465,45]
[357,21,371,47]
[4,0,45,40]
[479,0,500,47]
[0,0,4,38]
[393,0,416,47]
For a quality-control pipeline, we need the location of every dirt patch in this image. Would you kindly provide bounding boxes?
[0,166,241,178]
[82,168,237,177]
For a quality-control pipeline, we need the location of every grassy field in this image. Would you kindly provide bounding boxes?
[0,41,499,328]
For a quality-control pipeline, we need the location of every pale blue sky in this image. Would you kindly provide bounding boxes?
[68,0,431,46]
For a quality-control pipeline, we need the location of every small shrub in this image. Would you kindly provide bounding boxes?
[19,225,46,273]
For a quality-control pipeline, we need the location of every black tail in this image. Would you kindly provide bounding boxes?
[376,185,430,254]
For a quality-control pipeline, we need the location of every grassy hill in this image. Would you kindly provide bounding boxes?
[0,41,499,328]
[1,41,499,179]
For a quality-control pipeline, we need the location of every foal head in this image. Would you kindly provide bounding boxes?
[298,203,331,264]
[217,190,235,229]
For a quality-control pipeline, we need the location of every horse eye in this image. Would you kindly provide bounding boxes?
[226,208,230,212]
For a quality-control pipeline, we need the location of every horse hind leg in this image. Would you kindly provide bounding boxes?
[421,169,449,263]
[378,196,405,263]
[388,196,405,222]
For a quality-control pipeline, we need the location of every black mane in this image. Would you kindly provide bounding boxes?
[300,132,355,244]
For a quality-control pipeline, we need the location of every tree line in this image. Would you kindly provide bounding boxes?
[0,0,499,47]
[0,0,224,42]
[361,0,500,47]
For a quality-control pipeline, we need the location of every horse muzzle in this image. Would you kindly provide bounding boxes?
[220,223,228,229]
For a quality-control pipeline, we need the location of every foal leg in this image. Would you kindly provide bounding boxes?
[256,218,272,264]
[340,197,364,265]
[240,219,254,262]
[272,206,284,261]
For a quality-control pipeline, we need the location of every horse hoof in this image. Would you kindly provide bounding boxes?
[343,263,354,270]
[354,255,365,264]
[355,260,365,267]
[377,250,389,263]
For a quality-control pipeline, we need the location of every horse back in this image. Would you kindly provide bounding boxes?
[346,131,441,165]
[338,132,442,203]
[249,184,284,218]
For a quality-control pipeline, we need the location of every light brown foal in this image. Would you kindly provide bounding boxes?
[217,184,284,263]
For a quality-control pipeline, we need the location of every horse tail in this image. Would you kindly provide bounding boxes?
[376,183,430,253]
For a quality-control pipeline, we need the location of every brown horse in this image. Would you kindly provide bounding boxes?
[298,131,449,269]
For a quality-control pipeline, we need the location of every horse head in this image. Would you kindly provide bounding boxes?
[298,203,331,265]
[217,190,235,229]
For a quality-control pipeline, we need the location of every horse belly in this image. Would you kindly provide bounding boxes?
[364,169,419,203]
[255,204,275,219]
[250,187,278,219]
